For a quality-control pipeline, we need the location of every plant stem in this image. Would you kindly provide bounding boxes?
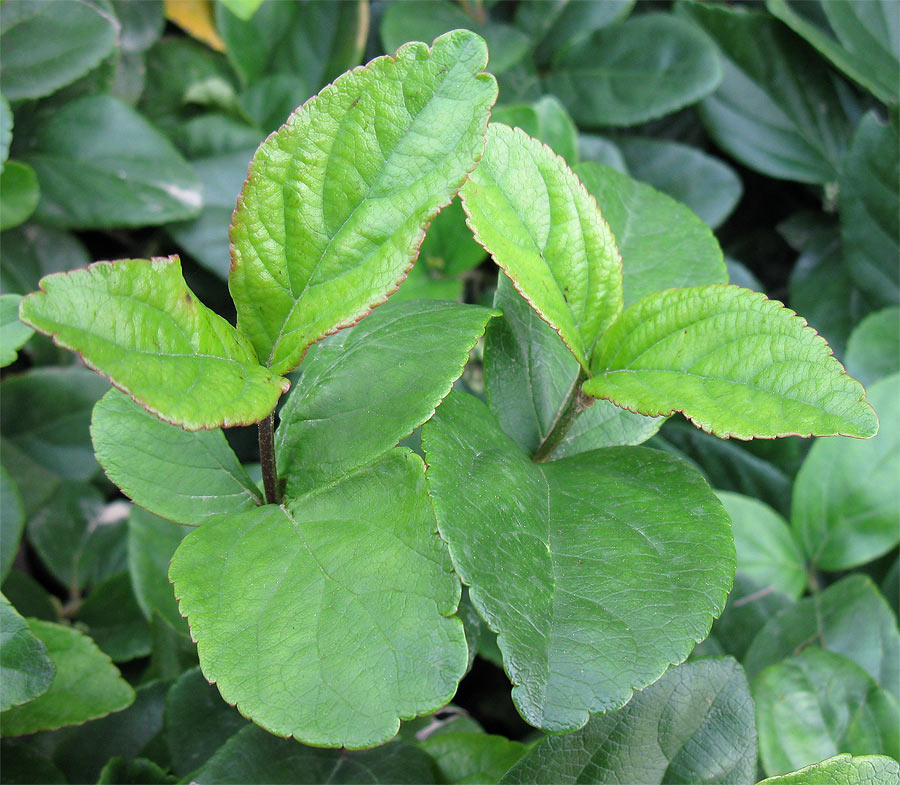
[532,368,593,463]
[258,412,280,505]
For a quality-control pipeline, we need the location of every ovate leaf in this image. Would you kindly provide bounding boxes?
[20,256,289,430]
[0,619,134,736]
[792,374,899,570]
[277,298,495,496]
[757,754,900,785]
[460,124,622,371]
[500,658,756,784]
[423,392,734,731]
[584,285,878,439]
[544,13,721,127]
[229,30,497,375]
[170,450,468,748]
[92,389,262,526]
[0,595,54,712]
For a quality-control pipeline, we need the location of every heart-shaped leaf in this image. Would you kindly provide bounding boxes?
[423,391,734,731]
[229,30,497,375]
[584,285,878,439]
[170,449,468,748]
[460,123,622,371]
[20,256,289,430]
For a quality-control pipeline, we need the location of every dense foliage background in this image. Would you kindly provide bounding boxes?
[0,0,897,783]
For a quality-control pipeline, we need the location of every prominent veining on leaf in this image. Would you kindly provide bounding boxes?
[228,30,498,375]
[19,256,289,431]
[585,284,878,439]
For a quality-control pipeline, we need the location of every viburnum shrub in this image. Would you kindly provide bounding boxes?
[14,29,882,759]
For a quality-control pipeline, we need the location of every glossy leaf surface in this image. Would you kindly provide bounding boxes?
[0,595,54,712]
[757,754,900,785]
[424,392,734,731]
[500,657,756,784]
[229,30,497,375]
[277,298,495,496]
[93,389,262,526]
[171,450,467,748]
[585,285,878,439]
[20,256,289,430]
[461,124,622,370]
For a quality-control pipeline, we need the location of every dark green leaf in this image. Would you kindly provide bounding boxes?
[0,0,118,100]
[500,657,756,784]
[423,391,734,731]
[578,133,627,171]
[0,224,90,297]
[0,595,54,712]
[757,754,900,785]
[77,572,152,662]
[0,739,66,784]
[544,13,721,127]
[112,0,164,52]
[1,571,57,623]
[0,467,24,581]
[0,438,61,519]
[92,389,262,526]
[845,308,900,389]
[276,298,495,496]
[417,198,486,277]
[0,95,11,167]
[97,757,177,785]
[0,162,40,231]
[0,295,33,366]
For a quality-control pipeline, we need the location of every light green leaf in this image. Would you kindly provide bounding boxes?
[276,298,495,496]
[194,724,438,784]
[0,224,90,297]
[0,619,134,736]
[756,753,900,785]
[392,261,463,302]
[92,389,262,526]
[423,391,734,732]
[840,112,899,307]
[616,136,743,229]
[744,575,900,700]
[164,666,248,777]
[128,506,190,635]
[0,162,40,231]
[381,1,530,73]
[0,0,118,100]
[754,648,900,777]
[22,95,203,229]
[0,295,32,367]
[585,285,878,439]
[0,595,54,712]
[492,96,579,165]
[845,308,900,389]
[575,161,727,307]
[76,572,151,662]
[792,374,899,570]
[460,124,622,371]
[229,30,496,375]
[680,1,856,184]
[484,275,660,458]
[421,732,528,785]
[20,256,289,430]
[500,657,756,784]
[766,0,899,105]
[0,468,23,582]
[718,491,807,599]
[544,13,721,127]
[219,0,264,22]
[170,449,468,748]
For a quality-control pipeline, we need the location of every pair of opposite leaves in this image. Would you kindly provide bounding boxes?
[18,30,878,748]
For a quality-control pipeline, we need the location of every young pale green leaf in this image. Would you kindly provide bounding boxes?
[744,575,900,700]
[423,391,734,732]
[0,595,54,712]
[845,308,900,389]
[754,649,900,777]
[575,162,727,307]
[766,0,899,105]
[22,95,203,229]
[76,573,151,663]
[757,754,900,785]
[20,256,289,430]
[0,468,23,582]
[276,298,495,496]
[792,374,899,570]
[679,2,856,184]
[543,13,722,127]
[170,449,468,748]
[92,390,262,526]
[0,162,40,232]
[717,491,807,599]
[420,732,528,785]
[484,276,660,458]
[491,95,579,165]
[840,113,899,307]
[194,724,438,784]
[0,295,33,367]
[460,124,622,371]
[0,619,134,736]
[585,285,878,439]
[0,0,118,100]
[500,657,756,784]
[229,30,497,375]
